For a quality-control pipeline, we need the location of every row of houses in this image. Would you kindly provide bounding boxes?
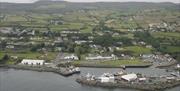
[0,27,35,36]
[142,54,177,66]
[85,54,117,60]
[21,59,45,66]
[56,53,121,61]
[148,22,177,32]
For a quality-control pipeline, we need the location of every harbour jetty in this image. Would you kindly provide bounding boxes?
[76,71,180,91]
[73,63,152,68]
[0,64,80,76]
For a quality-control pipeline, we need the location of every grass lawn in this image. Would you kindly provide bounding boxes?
[0,52,5,59]
[99,59,150,67]
[5,60,16,65]
[50,23,83,30]
[113,33,134,39]
[73,59,151,67]
[80,26,93,33]
[6,15,27,22]
[36,4,66,10]
[163,46,180,53]
[151,32,180,39]
[0,52,58,61]
[8,52,42,59]
[122,46,153,56]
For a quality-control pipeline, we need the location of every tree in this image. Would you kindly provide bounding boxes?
[0,40,7,50]
[0,54,9,64]
[134,31,160,50]
[94,33,114,47]
[74,46,81,60]
[30,43,45,52]
[67,43,75,53]
[74,45,90,60]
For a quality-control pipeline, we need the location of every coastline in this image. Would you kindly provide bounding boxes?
[0,64,80,76]
[156,61,178,68]
[73,63,152,68]
[76,76,180,91]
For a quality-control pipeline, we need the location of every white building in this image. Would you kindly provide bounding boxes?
[121,74,137,82]
[98,76,115,83]
[177,64,180,68]
[85,54,116,60]
[64,54,79,60]
[98,77,110,83]
[21,59,45,66]
[139,78,147,81]
[98,73,115,83]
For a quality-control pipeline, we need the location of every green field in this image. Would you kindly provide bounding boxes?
[0,52,57,62]
[151,32,180,39]
[122,46,153,56]
[0,52,5,59]
[163,46,180,53]
[99,59,150,66]
[73,59,151,68]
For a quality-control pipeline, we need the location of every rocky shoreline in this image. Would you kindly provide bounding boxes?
[76,76,180,91]
[74,63,152,68]
[0,64,80,76]
[156,61,178,68]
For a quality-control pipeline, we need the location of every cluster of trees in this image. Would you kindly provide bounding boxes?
[134,31,180,61]
[93,33,114,47]
[0,54,9,64]
[74,44,90,60]
[134,31,160,49]
[93,33,132,47]
[30,43,45,52]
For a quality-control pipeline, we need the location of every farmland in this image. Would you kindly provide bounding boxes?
[0,0,179,65]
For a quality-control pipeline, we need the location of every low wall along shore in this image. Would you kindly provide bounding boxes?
[0,64,80,76]
[76,77,180,91]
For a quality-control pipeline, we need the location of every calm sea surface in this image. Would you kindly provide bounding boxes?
[0,67,180,91]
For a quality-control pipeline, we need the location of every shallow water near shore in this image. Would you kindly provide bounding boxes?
[0,67,180,91]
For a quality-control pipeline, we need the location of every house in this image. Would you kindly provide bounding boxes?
[0,27,12,34]
[121,74,137,82]
[55,47,62,52]
[138,78,147,81]
[64,54,79,60]
[138,41,146,45]
[61,30,80,34]
[146,45,152,48]
[6,45,14,49]
[57,53,79,61]
[177,64,180,68]
[11,56,18,59]
[75,40,92,44]
[21,59,45,66]
[75,40,87,44]
[142,54,154,58]
[85,54,116,60]
[50,19,64,25]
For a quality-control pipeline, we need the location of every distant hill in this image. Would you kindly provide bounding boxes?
[0,0,179,13]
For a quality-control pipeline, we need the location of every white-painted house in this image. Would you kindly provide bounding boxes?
[21,59,45,66]
[85,54,116,60]
[177,64,180,68]
[64,54,79,60]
